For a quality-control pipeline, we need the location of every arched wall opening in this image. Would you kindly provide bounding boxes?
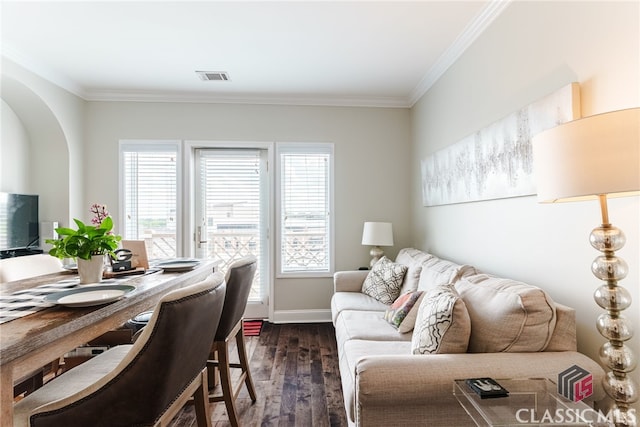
[1,76,70,227]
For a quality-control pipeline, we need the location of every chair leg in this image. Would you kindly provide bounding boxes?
[193,369,212,427]
[207,349,219,390]
[50,358,61,378]
[236,324,257,402]
[217,341,241,427]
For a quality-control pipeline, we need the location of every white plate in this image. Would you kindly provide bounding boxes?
[44,285,135,308]
[156,260,201,272]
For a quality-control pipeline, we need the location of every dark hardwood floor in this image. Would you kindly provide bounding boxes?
[169,322,348,427]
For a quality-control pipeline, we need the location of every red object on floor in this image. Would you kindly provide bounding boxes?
[243,320,262,336]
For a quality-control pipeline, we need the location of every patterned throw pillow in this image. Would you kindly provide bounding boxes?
[362,256,408,304]
[411,284,470,354]
[384,291,423,329]
[398,292,426,333]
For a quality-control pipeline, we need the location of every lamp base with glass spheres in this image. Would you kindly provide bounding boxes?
[591,196,637,427]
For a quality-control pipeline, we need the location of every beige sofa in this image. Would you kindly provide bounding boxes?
[331,248,605,426]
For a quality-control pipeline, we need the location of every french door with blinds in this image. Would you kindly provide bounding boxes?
[120,140,333,321]
[194,148,269,318]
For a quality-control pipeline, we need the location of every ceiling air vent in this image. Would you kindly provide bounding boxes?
[196,71,230,81]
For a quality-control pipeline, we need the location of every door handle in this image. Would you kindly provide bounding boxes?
[196,225,207,248]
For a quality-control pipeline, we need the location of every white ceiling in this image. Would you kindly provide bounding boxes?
[1,1,508,108]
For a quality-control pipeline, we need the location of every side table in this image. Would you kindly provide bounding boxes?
[453,378,611,427]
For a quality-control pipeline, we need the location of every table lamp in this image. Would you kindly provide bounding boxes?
[362,222,394,268]
[532,107,639,426]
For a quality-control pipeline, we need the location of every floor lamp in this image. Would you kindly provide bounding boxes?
[532,108,639,426]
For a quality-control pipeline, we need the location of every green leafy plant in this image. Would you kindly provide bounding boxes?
[46,216,122,261]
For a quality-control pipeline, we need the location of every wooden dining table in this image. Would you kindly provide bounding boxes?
[0,260,217,426]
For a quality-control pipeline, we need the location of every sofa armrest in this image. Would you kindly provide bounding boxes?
[334,270,369,292]
[354,352,605,425]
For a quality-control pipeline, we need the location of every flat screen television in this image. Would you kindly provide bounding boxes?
[0,193,40,253]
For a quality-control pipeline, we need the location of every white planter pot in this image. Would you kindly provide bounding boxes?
[77,255,105,284]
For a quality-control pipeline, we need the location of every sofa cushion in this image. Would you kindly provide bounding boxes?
[417,257,476,292]
[362,256,408,304]
[455,274,557,352]
[334,311,413,388]
[335,310,412,348]
[395,248,434,295]
[331,292,389,324]
[384,291,423,329]
[411,284,470,354]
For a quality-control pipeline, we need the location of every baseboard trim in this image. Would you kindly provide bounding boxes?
[271,309,332,324]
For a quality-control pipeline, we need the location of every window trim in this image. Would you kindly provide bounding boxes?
[275,142,335,278]
[118,140,182,256]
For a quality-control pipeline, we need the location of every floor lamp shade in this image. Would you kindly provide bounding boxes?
[532,107,640,426]
[532,108,640,203]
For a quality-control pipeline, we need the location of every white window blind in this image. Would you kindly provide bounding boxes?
[278,144,333,274]
[197,150,262,260]
[120,143,178,259]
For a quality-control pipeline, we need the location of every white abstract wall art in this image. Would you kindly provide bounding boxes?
[421,83,580,207]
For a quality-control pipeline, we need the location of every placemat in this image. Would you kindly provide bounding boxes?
[0,279,84,324]
[0,278,132,324]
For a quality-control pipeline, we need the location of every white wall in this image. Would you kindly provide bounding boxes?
[1,100,30,192]
[84,101,411,318]
[411,0,639,407]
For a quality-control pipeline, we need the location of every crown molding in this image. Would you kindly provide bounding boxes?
[1,46,409,108]
[83,90,411,108]
[2,46,408,108]
[408,0,511,106]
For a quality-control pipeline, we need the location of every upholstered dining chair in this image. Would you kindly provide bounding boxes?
[207,256,258,427]
[13,272,227,427]
[2,254,66,397]
[0,254,64,284]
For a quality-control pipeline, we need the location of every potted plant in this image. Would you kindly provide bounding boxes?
[47,206,122,283]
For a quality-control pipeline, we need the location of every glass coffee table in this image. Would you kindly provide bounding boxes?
[453,378,610,426]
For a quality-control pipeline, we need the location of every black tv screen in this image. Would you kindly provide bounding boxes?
[0,193,39,251]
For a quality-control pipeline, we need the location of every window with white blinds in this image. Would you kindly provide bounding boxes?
[120,142,179,259]
[277,143,334,275]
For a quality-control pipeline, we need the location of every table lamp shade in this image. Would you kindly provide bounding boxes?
[532,108,640,202]
[362,222,393,246]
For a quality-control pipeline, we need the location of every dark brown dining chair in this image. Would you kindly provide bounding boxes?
[13,272,227,427]
[208,256,258,426]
